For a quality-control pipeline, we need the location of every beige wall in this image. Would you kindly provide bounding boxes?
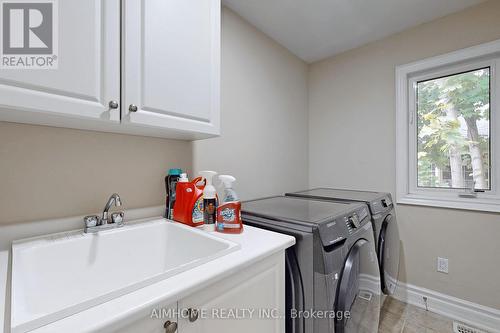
[0,7,309,224]
[0,123,192,224]
[193,8,309,199]
[308,0,500,309]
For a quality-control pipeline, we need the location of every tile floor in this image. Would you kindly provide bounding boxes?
[379,297,454,333]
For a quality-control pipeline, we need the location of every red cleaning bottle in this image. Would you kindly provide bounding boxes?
[172,174,205,227]
[216,175,243,234]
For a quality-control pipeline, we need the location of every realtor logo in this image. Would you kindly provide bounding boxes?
[1,0,58,69]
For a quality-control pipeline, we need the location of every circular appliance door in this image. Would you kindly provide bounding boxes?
[335,239,381,333]
[378,214,400,295]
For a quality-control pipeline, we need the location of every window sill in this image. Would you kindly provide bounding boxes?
[397,193,500,213]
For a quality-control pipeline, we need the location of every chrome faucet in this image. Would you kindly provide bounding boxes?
[102,193,122,224]
[84,193,125,233]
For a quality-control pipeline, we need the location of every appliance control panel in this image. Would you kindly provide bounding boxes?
[345,213,359,230]
[370,195,393,214]
[318,205,371,247]
[345,206,369,233]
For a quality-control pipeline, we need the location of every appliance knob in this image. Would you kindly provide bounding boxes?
[349,215,360,228]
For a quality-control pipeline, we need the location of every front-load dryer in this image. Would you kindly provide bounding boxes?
[242,196,381,333]
[286,188,401,296]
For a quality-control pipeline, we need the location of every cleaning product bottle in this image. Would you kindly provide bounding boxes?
[165,168,182,219]
[199,171,217,231]
[172,174,205,227]
[216,175,243,234]
[178,173,189,183]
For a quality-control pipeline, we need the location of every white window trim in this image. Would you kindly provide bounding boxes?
[396,39,500,213]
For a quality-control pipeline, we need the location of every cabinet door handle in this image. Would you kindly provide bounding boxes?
[129,104,138,112]
[163,320,178,333]
[188,308,199,322]
[108,100,119,109]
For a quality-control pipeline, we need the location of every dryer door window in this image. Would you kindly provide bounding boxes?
[378,214,401,295]
[335,239,381,333]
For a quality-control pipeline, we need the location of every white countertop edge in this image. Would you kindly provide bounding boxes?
[14,224,295,333]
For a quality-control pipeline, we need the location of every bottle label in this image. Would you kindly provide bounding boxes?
[192,197,204,223]
[221,223,240,229]
[216,202,242,232]
[203,198,217,225]
[171,181,177,201]
[220,207,236,222]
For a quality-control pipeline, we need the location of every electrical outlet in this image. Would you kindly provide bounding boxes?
[437,257,449,273]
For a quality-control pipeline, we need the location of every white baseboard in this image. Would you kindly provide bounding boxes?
[393,282,500,333]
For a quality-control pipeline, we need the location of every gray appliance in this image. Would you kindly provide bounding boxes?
[286,189,401,296]
[242,196,381,333]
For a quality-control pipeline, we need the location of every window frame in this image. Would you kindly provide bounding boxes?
[396,39,500,212]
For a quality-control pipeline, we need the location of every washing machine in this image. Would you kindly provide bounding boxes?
[286,188,401,296]
[242,196,381,333]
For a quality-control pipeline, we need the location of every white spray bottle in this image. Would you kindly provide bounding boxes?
[199,171,217,231]
[219,175,238,202]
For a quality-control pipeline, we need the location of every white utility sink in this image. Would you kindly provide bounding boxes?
[11,219,240,333]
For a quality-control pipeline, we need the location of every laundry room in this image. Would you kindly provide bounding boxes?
[0,0,499,332]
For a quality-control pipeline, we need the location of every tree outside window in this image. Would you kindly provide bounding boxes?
[416,68,490,190]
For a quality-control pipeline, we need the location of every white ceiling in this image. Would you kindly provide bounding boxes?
[223,0,487,63]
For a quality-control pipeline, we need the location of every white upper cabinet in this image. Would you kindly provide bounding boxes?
[0,0,221,139]
[122,0,221,138]
[0,0,121,125]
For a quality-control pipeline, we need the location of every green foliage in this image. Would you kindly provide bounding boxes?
[416,68,490,188]
[446,70,490,120]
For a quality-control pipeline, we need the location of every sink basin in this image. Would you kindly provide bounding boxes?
[11,219,240,333]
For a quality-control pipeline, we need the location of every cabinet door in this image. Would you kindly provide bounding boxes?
[109,302,178,333]
[0,0,120,125]
[178,253,285,333]
[122,0,220,138]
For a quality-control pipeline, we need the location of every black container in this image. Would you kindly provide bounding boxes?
[165,168,182,219]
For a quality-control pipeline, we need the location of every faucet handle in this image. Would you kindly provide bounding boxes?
[111,212,124,225]
[84,215,100,228]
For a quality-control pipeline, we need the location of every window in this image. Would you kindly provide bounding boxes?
[416,68,490,190]
[396,40,500,212]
